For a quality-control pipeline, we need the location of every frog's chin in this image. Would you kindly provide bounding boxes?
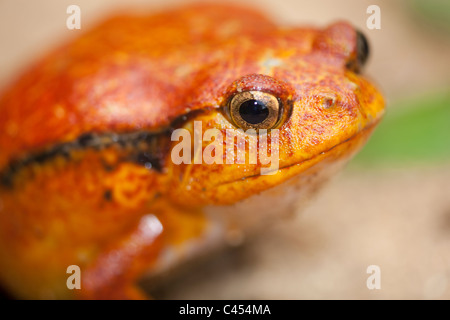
[204,123,377,233]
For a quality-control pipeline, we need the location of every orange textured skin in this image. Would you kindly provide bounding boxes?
[0,3,384,299]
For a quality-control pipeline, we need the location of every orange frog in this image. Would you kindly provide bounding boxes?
[0,3,384,299]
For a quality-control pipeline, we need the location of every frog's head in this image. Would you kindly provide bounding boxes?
[166,22,384,214]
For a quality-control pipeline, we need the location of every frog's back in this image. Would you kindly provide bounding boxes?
[0,3,281,170]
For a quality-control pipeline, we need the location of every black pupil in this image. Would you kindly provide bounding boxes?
[239,99,269,124]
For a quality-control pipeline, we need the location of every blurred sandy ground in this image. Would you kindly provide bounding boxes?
[1,0,450,299]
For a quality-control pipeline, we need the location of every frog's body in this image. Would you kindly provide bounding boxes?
[0,4,384,299]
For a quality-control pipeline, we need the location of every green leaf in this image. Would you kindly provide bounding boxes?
[350,91,450,167]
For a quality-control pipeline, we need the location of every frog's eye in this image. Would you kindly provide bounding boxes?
[229,91,281,130]
[347,30,370,72]
[356,31,369,69]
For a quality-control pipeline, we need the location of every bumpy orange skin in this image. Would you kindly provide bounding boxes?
[0,4,384,299]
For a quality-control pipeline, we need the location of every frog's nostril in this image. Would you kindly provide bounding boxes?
[314,92,338,110]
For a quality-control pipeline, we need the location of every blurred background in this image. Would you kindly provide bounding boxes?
[1,0,449,299]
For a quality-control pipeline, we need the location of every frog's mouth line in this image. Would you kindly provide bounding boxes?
[219,120,380,186]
